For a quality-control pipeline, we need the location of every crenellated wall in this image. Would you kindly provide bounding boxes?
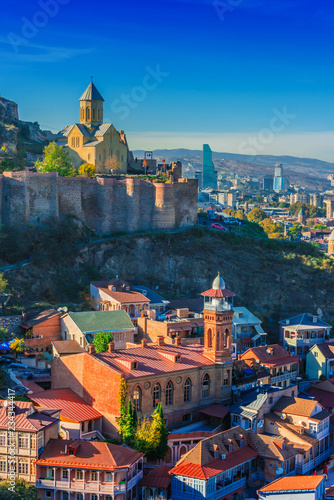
[0,170,197,234]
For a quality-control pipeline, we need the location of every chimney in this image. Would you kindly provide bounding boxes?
[108,342,115,353]
[88,345,96,354]
[141,339,147,348]
[157,335,164,346]
[175,336,181,346]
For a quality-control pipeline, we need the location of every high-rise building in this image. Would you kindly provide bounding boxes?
[310,193,324,208]
[202,144,217,190]
[273,163,286,192]
[194,170,203,190]
[325,199,334,219]
[262,175,274,191]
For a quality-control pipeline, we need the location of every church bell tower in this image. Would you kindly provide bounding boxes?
[79,79,104,128]
[201,272,235,363]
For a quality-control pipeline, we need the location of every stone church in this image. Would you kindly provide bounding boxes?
[57,81,129,173]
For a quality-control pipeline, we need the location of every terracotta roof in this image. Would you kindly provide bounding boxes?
[141,465,171,488]
[30,388,102,423]
[52,340,84,355]
[36,439,143,470]
[306,387,334,409]
[170,447,257,479]
[17,378,45,393]
[201,289,236,298]
[91,280,150,304]
[241,344,299,367]
[93,343,214,379]
[249,433,298,461]
[271,396,322,417]
[264,414,317,446]
[0,400,58,432]
[21,308,61,328]
[200,405,229,419]
[259,475,325,493]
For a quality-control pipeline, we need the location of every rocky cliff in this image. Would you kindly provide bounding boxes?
[0,96,55,163]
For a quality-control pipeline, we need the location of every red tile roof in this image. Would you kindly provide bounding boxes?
[141,465,172,488]
[36,439,143,470]
[170,447,257,479]
[241,344,299,367]
[30,388,102,423]
[200,405,229,419]
[259,475,325,492]
[94,343,214,379]
[97,287,150,304]
[306,387,334,409]
[0,400,58,432]
[201,289,236,298]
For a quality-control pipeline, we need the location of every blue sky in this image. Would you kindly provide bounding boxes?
[1,0,334,161]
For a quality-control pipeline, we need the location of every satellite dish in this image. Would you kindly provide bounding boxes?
[156,286,159,290]
[276,468,283,475]
[281,413,287,420]
[232,385,237,391]
[298,420,302,425]
[256,388,260,393]
[257,420,264,428]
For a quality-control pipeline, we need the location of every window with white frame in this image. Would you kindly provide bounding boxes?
[18,459,29,475]
[0,456,6,472]
[37,433,44,450]
[0,431,6,447]
[76,493,83,500]
[18,433,29,449]
[105,472,112,482]
[91,471,98,481]
[76,470,83,480]
[62,469,69,480]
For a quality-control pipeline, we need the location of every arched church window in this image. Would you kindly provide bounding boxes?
[87,107,91,121]
[202,373,210,398]
[165,381,173,406]
[184,378,191,402]
[133,386,142,411]
[152,383,161,408]
[93,108,96,120]
[76,137,80,148]
[98,109,101,121]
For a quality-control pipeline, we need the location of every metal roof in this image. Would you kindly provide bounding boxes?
[279,313,331,329]
[79,82,104,101]
[233,307,262,326]
[83,140,102,147]
[94,124,112,136]
[68,310,135,334]
[133,286,169,305]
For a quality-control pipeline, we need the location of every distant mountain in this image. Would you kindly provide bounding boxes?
[132,148,334,174]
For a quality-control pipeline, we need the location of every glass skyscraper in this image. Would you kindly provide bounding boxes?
[202,144,217,190]
[273,163,286,192]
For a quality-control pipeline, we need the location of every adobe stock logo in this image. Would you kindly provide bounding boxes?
[213,0,243,21]
[111,65,169,120]
[7,0,70,53]
[238,107,296,157]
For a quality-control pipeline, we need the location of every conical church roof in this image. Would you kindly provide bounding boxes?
[79,81,104,101]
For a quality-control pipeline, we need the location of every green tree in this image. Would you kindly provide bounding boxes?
[235,210,247,221]
[10,338,25,358]
[247,208,267,224]
[35,142,77,177]
[256,195,264,203]
[92,331,114,353]
[314,224,328,230]
[78,163,96,179]
[0,274,8,293]
[0,157,17,174]
[289,222,302,240]
[0,478,39,499]
[134,403,169,461]
[105,154,123,173]
[121,399,135,444]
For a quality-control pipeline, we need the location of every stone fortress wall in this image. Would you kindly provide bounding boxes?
[0,169,198,234]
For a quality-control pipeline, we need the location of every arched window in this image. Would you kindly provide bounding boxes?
[87,107,91,121]
[202,373,210,398]
[184,378,191,402]
[224,329,229,348]
[133,386,142,412]
[93,108,96,120]
[165,381,173,406]
[207,328,212,348]
[152,383,161,408]
[98,108,101,121]
[81,108,84,121]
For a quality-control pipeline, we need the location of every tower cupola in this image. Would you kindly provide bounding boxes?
[79,79,104,127]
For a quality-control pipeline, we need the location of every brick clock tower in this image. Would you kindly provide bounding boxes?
[201,272,236,363]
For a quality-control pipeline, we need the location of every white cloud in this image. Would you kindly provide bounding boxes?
[126,130,334,163]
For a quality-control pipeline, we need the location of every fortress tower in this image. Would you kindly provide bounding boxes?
[201,272,236,363]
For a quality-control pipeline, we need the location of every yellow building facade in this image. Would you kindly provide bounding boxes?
[57,81,128,173]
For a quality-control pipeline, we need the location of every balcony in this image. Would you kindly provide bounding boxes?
[36,479,125,493]
[271,371,297,384]
[296,447,333,474]
[284,337,327,347]
[210,477,247,499]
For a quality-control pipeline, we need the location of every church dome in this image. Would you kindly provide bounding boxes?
[212,272,225,290]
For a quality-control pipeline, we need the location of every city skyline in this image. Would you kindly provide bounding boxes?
[1,0,334,161]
